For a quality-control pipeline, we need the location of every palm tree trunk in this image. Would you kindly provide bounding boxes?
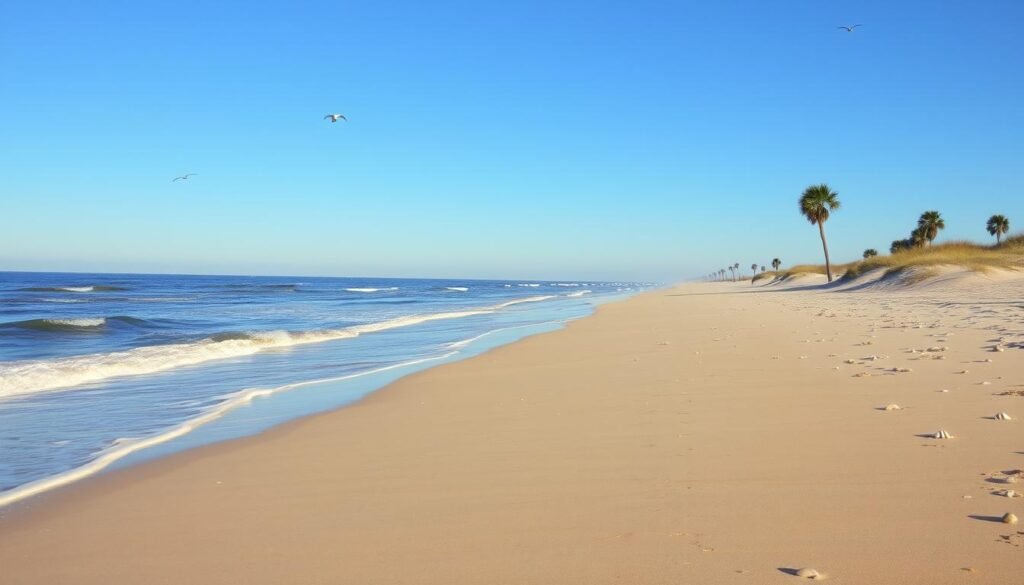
[818,222,833,282]
[997,233,1002,244]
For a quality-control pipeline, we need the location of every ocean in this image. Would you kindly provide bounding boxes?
[0,272,645,505]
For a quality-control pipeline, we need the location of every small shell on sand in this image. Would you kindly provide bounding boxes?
[956,370,969,374]
[894,367,912,373]
[795,568,824,579]
[994,412,1012,421]
[1002,512,1018,525]
[939,389,950,393]
[996,489,1020,498]
[884,404,902,411]
[993,345,1005,352]
[844,359,856,364]
[932,430,953,439]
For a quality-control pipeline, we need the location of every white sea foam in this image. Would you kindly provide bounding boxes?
[0,298,555,400]
[566,290,592,297]
[60,286,95,292]
[44,318,107,328]
[41,298,86,303]
[0,351,457,509]
[495,295,556,308]
[345,287,399,293]
[445,286,469,292]
[517,283,541,287]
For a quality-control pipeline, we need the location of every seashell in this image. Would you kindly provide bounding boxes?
[932,430,953,439]
[853,372,871,378]
[844,359,856,364]
[884,404,902,411]
[996,489,1019,498]
[983,358,993,363]
[956,370,969,374]
[1002,512,1018,525]
[865,355,878,361]
[994,412,1012,421]
[939,389,950,393]
[993,345,1005,352]
[980,381,992,386]
[1003,475,1020,484]
[795,567,823,579]
[894,367,912,373]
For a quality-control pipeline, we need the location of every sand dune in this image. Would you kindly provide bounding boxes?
[1,275,1022,584]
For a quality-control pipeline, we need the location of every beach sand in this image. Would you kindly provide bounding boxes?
[2,273,1022,584]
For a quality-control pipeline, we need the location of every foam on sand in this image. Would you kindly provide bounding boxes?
[0,351,458,509]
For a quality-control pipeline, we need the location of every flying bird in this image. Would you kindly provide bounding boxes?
[324,113,347,123]
[172,174,197,182]
[837,24,862,32]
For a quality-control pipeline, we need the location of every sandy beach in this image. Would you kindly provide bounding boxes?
[2,274,1022,584]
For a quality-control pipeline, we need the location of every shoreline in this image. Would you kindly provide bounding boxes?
[2,279,1022,584]
[0,291,630,510]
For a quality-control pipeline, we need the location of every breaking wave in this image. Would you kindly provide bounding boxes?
[20,286,128,293]
[1,316,154,333]
[0,296,558,399]
[345,287,399,293]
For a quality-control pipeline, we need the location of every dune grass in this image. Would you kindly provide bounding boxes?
[761,237,1024,284]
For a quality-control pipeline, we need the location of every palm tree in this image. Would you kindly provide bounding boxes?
[863,248,878,259]
[734,263,740,281]
[760,265,766,273]
[911,226,927,249]
[771,258,781,271]
[799,184,841,282]
[750,263,758,276]
[891,239,911,254]
[987,214,1010,244]
[916,211,945,246]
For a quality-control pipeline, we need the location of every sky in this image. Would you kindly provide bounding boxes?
[1,0,1022,282]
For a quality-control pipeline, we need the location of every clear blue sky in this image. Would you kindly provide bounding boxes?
[2,1,1022,281]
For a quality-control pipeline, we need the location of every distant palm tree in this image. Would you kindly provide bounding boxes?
[771,258,781,271]
[734,263,740,281]
[891,239,911,254]
[911,226,927,248]
[987,214,1010,244]
[760,265,766,273]
[750,263,758,275]
[916,211,945,246]
[863,248,878,259]
[799,184,841,282]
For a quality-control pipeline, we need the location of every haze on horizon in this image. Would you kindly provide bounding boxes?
[2,0,1022,282]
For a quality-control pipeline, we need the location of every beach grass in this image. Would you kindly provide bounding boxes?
[760,237,1024,284]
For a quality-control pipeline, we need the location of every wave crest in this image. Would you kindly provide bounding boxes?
[20,285,128,293]
[345,287,399,293]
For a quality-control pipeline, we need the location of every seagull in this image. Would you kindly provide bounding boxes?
[837,24,862,32]
[324,113,347,123]
[172,173,197,182]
